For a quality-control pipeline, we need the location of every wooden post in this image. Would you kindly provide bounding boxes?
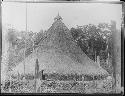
[18,71,20,81]
[9,75,11,93]
[35,59,39,93]
[34,64,36,93]
[111,20,118,92]
[34,78,36,93]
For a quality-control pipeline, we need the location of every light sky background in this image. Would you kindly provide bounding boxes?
[2,2,122,32]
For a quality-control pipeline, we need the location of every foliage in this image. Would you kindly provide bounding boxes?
[34,30,44,45]
[70,23,114,75]
[1,76,114,93]
[5,29,38,73]
[6,28,17,43]
[70,23,112,61]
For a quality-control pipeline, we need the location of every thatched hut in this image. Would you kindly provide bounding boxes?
[12,14,109,81]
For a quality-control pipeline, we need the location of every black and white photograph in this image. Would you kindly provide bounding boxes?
[0,0,123,94]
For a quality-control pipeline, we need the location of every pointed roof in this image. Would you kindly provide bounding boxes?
[12,14,109,77]
[54,13,63,21]
[36,14,109,76]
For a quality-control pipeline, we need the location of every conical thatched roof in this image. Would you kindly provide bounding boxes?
[36,14,108,76]
[12,14,108,77]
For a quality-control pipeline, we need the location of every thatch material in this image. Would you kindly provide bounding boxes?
[36,15,108,76]
[12,15,108,77]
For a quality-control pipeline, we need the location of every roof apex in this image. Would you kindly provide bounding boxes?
[54,13,63,21]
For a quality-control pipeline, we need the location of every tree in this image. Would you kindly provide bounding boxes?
[97,23,112,57]
[70,27,89,55]
[7,28,17,48]
[34,30,44,46]
[70,23,110,62]
[70,28,83,40]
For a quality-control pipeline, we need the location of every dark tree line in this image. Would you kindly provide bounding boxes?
[70,23,112,62]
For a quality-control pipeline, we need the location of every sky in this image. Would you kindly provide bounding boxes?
[2,2,122,32]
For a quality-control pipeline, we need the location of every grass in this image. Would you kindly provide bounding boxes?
[1,78,114,93]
